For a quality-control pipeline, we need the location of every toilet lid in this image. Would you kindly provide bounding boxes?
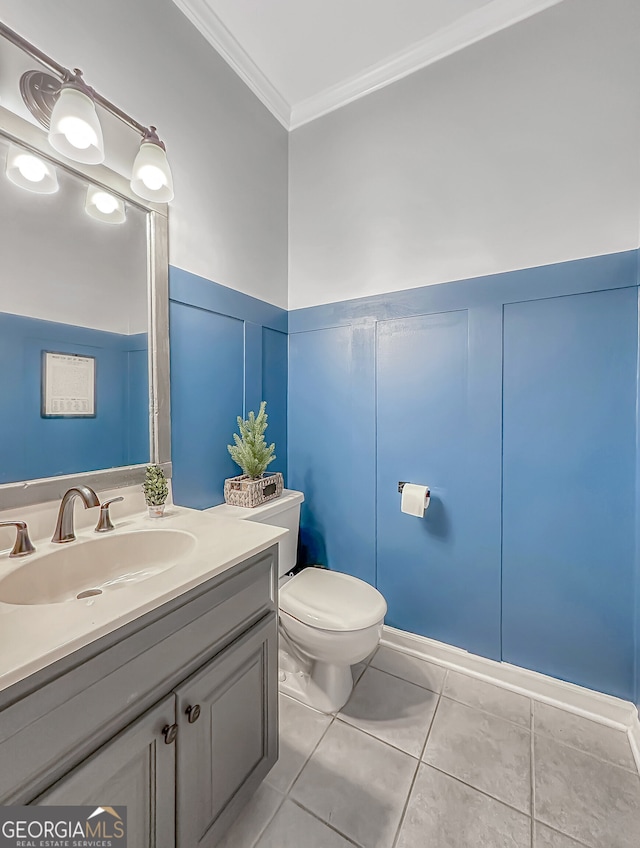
[279,568,387,631]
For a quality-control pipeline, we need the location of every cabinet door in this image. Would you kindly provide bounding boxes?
[32,695,176,848]
[176,613,278,848]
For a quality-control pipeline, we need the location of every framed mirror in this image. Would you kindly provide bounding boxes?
[0,102,170,510]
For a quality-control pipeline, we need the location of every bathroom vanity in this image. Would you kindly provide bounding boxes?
[0,24,286,846]
[0,507,284,848]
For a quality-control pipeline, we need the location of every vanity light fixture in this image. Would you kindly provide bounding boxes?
[48,69,104,165]
[1,23,174,203]
[6,144,58,193]
[130,126,174,203]
[85,185,126,224]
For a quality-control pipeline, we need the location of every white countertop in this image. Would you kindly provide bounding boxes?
[0,506,286,693]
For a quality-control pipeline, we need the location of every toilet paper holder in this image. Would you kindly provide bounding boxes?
[398,481,430,496]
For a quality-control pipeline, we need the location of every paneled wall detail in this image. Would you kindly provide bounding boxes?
[288,251,640,703]
[169,267,288,510]
[376,310,502,660]
[502,288,638,699]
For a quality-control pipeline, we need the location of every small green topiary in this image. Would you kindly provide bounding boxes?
[143,464,168,506]
[228,401,276,480]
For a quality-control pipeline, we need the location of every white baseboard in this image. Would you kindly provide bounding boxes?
[629,715,640,775]
[381,625,638,734]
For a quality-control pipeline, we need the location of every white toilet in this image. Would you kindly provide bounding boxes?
[207,489,387,712]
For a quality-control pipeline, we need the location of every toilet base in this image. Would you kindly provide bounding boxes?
[278,648,354,713]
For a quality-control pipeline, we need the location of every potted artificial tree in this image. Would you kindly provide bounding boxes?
[143,464,169,517]
[225,401,283,507]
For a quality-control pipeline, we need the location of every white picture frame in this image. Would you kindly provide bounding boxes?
[41,351,96,418]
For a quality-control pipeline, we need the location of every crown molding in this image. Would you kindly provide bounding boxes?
[171,0,291,128]
[174,0,565,132]
[290,0,565,129]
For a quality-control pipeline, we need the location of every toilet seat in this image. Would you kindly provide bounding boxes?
[279,568,387,631]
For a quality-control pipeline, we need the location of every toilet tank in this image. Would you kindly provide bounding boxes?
[205,489,304,577]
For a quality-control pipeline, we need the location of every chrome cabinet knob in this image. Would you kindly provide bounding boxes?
[185,704,201,724]
[162,724,178,744]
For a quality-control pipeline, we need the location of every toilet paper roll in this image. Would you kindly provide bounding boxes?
[401,484,430,518]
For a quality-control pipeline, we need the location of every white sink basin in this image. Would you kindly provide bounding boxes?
[0,529,198,606]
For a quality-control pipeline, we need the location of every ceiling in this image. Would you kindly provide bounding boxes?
[171,0,565,129]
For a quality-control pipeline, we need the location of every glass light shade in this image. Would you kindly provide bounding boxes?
[48,87,104,165]
[6,145,58,193]
[130,141,174,202]
[85,186,126,224]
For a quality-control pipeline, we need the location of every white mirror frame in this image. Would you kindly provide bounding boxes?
[0,105,171,509]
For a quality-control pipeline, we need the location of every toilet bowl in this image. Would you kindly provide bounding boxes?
[279,567,386,712]
[206,489,387,712]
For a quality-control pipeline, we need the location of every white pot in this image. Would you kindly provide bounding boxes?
[147,504,166,518]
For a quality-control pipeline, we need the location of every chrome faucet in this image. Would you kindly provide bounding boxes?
[95,496,124,533]
[0,521,36,557]
[51,486,100,544]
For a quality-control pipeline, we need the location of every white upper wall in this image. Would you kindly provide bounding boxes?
[288,0,640,310]
[0,0,289,308]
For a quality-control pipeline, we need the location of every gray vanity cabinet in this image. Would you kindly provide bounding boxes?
[176,614,277,847]
[0,547,279,846]
[33,696,176,848]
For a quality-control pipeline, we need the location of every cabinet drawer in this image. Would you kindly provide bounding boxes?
[0,547,276,803]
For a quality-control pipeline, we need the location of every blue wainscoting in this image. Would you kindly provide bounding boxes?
[502,288,638,699]
[289,323,377,583]
[0,313,148,483]
[288,250,640,702]
[169,266,288,509]
[376,309,502,660]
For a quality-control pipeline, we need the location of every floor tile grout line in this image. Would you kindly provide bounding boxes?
[424,761,533,820]
[371,646,533,729]
[282,711,336,796]
[531,726,639,775]
[247,789,287,848]
[533,819,594,848]
[287,797,364,848]
[380,645,635,764]
[278,690,332,718]
[332,714,425,760]
[420,670,447,760]
[366,662,444,695]
[390,672,448,848]
[389,755,421,848]
[436,692,533,730]
[282,653,429,798]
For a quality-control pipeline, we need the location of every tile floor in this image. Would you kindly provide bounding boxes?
[219,645,640,848]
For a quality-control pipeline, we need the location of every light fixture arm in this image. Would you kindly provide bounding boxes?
[0,21,149,138]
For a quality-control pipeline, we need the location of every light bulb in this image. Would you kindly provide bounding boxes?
[139,165,166,191]
[48,84,104,165]
[57,115,97,150]
[130,130,174,203]
[6,145,58,194]
[93,191,118,214]
[85,186,126,224]
[16,154,47,182]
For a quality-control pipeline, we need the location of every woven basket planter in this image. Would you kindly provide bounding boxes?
[224,472,284,508]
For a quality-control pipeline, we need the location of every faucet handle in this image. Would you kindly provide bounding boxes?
[95,497,124,533]
[0,521,36,558]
